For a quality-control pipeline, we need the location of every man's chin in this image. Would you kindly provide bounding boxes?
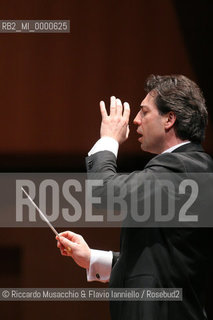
[140,143,158,154]
[140,143,146,152]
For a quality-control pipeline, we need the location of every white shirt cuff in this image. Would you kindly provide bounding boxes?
[86,249,113,283]
[88,137,119,157]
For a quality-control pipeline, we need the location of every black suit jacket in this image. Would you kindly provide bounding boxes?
[86,143,213,320]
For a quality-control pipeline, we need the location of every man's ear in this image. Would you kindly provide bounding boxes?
[164,111,176,130]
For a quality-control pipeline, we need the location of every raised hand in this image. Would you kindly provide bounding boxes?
[100,96,130,144]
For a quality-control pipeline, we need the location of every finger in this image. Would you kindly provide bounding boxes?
[126,125,130,139]
[58,231,79,242]
[56,234,69,247]
[57,231,70,238]
[59,245,71,256]
[59,236,76,251]
[123,102,130,122]
[57,239,68,255]
[57,241,65,249]
[61,249,69,256]
[110,96,116,116]
[99,100,108,119]
[56,237,63,247]
[116,98,122,116]
[58,243,68,256]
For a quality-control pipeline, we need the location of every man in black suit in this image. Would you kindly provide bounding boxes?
[57,75,213,319]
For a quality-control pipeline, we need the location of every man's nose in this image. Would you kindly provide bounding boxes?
[133,111,141,125]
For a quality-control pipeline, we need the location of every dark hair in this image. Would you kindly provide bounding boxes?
[145,74,208,143]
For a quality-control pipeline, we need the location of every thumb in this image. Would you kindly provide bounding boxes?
[126,125,130,138]
[58,236,76,250]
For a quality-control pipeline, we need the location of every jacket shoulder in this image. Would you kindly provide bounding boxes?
[145,151,213,173]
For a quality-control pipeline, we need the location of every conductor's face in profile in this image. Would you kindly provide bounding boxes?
[134,91,177,155]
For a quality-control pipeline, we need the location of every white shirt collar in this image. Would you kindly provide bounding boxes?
[162,141,191,154]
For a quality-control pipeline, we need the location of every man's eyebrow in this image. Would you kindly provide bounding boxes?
[139,104,149,109]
